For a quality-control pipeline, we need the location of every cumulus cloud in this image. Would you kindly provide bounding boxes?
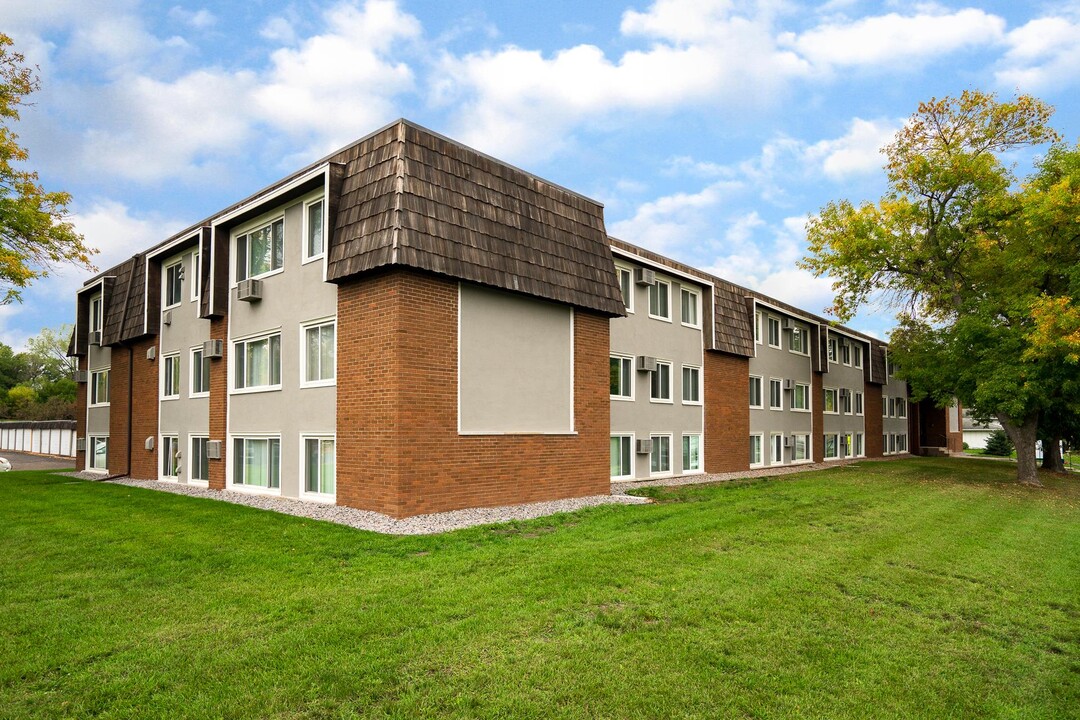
[995,15,1080,91]
[168,6,217,30]
[802,117,899,180]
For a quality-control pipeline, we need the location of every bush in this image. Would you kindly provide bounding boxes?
[984,429,1014,457]
[962,441,969,450]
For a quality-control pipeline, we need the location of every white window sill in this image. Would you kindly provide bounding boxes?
[769,406,783,411]
[681,322,701,330]
[457,430,578,436]
[301,253,326,266]
[299,492,336,505]
[610,395,634,402]
[187,479,210,488]
[88,403,111,409]
[300,379,336,389]
[767,343,781,350]
[648,314,672,323]
[162,303,182,313]
[234,267,284,286]
[683,400,702,406]
[230,385,283,396]
[189,392,210,399]
[227,484,282,496]
[749,404,764,410]
[161,395,180,402]
[790,408,811,413]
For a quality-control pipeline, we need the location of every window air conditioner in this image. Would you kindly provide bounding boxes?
[76,438,86,452]
[202,339,224,358]
[636,438,653,454]
[146,347,156,361]
[781,317,792,330]
[162,310,172,326]
[636,355,658,373]
[205,440,222,459]
[89,331,101,346]
[237,278,263,302]
[72,370,88,383]
[783,378,793,390]
[633,268,656,286]
[145,437,155,451]
[783,436,792,448]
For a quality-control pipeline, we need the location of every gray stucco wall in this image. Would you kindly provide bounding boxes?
[882,373,910,450]
[749,308,814,465]
[85,342,111,438]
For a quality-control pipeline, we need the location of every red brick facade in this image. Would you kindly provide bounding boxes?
[812,372,825,462]
[75,355,87,470]
[864,384,884,457]
[208,317,229,490]
[336,270,611,518]
[703,352,750,473]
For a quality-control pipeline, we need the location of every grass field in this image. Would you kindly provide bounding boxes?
[1,458,1078,719]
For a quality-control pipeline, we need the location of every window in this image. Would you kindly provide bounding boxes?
[164,261,183,308]
[828,337,838,363]
[889,433,897,454]
[683,434,701,472]
[853,345,863,368]
[162,435,180,478]
[650,435,671,475]
[896,398,907,418]
[90,369,110,406]
[882,395,889,417]
[682,366,701,404]
[854,432,865,457]
[303,321,336,385]
[617,267,633,312]
[90,296,102,333]
[680,288,699,327]
[650,361,672,402]
[842,433,853,457]
[232,437,281,489]
[610,356,633,399]
[648,280,670,320]
[89,436,108,470]
[824,433,839,459]
[793,433,810,461]
[191,251,201,301]
[304,436,335,496]
[162,354,181,399]
[883,434,889,455]
[824,387,838,414]
[791,326,808,355]
[841,342,851,365]
[233,333,281,391]
[305,199,325,260]
[889,397,896,418]
[750,434,763,466]
[769,379,782,410]
[855,391,864,416]
[610,435,633,478]
[841,389,851,414]
[749,376,763,408]
[754,311,762,344]
[236,218,284,281]
[792,383,810,411]
[897,434,908,453]
[190,348,210,397]
[190,437,210,484]
[771,433,783,464]
[767,316,781,348]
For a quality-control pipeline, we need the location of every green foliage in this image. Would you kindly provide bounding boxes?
[0,34,95,303]
[984,429,1015,456]
[0,324,76,418]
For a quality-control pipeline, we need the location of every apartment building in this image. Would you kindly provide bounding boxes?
[70,119,961,518]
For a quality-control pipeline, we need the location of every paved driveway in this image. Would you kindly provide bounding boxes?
[0,451,76,472]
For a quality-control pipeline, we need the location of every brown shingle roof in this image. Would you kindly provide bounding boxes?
[101,256,149,345]
[327,121,625,317]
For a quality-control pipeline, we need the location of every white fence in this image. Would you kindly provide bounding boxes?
[0,421,77,457]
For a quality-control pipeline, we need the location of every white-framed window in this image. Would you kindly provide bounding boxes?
[823,387,838,414]
[889,397,896,418]
[190,436,210,484]
[164,260,183,309]
[650,434,672,475]
[841,389,852,414]
[896,397,907,418]
[616,266,633,312]
[682,434,702,472]
[610,355,633,400]
[754,311,762,344]
[855,391,864,416]
[233,332,282,392]
[841,342,851,366]
[769,378,782,410]
[854,432,865,457]
[162,353,181,399]
[650,361,672,402]
[767,316,781,348]
[191,250,201,302]
[842,433,853,457]
[89,435,108,470]
[889,433,897,454]
[792,383,810,411]
[610,435,634,479]
[89,295,102,333]
[682,365,701,404]
[882,395,889,417]
[304,198,325,262]
[771,433,783,464]
[897,433,908,453]
[749,375,763,408]
[236,217,284,282]
[301,320,336,386]
[161,435,180,479]
[828,336,838,363]
[90,369,110,406]
[232,436,281,489]
[750,434,763,467]
[824,433,839,459]
[302,435,336,498]
[680,287,699,327]
[883,434,890,455]
[793,433,810,462]
[190,347,210,398]
[853,345,863,368]
[791,326,808,355]
[648,279,670,321]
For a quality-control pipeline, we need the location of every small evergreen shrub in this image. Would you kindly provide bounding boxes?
[984,429,1014,456]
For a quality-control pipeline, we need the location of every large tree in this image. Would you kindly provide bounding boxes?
[1,33,94,303]
[801,91,1079,486]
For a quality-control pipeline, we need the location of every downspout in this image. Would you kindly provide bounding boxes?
[127,345,134,478]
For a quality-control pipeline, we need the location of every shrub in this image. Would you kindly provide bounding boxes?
[984,429,1014,457]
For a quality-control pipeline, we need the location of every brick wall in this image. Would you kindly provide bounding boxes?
[208,316,228,490]
[108,347,131,476]
[947,400,965,453]
[75,355,87,470]
[336,270,610,518]
[703,351,750,473]
[812,372,825,461]
[865,384,883,457]
[129,337,160,479]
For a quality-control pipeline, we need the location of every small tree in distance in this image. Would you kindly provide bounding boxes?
[983,429,1014,457]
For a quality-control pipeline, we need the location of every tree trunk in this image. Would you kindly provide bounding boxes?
[998,414,1041,486]
[1041,437,1065,472]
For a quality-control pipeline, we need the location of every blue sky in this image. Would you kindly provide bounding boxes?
[2,0,1078,347]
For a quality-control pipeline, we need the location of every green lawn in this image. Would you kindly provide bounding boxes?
[2,459,1078,719]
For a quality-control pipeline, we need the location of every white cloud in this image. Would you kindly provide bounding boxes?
[802,117,898,180]
[260,16,298,44]
[608,180,742,255]
[168,6,217,30]
[996,16,1080,91]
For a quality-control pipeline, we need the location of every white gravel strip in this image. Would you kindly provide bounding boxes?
[611,456,895,493]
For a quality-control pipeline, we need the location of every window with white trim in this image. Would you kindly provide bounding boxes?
[232,437,281,489]
[89,436,108,470]
[855,391,864,416]
[793,433,810,461]
[236,218,284,281]
[754,311,762,344]
[162,354,181,399]
[882,395,889,417]
[164,261,183,308]
[828,337,838,363]
[841,389,852,414]
[650,361,672,402]
[648,280,670,320]
[304,436,335,496]
[749,376,763,408]
[897,433,908,453]
[680,287,699,327]
[889,397,896,418]
[896,397,907,418]
[767,316,781,348]
[854,432,865,457]
[650,434,671,475]
[823,387,838,414]
[792,383,810,411]
[824,433,839,459]
[610,356,633,399]
[304,199,325,261]
[750,434,763,466]
[769,379,782,410]
[853,345,863,368]
[883,434,889,455]
[841,342,851,366]
[90,369,110,406]
[683,434,701,472]
[771,433,783,464]
[791,326,808,355]
[842,433,853,457]
[889,433,897,454]
[190,436,210,483]
[617,267,633,312]
[302,320,335,385]
[610,435,633,478]
[90,295,102,333]
[190,348,210,397]
[233,333,281,391]
[682,365,701,404]
[191,251,201,302]
[162,435,180,478]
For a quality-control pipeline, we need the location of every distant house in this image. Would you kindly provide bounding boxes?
[963,409,1002,450]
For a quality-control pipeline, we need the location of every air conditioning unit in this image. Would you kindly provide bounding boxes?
[635,438,653,454]
[72,370,88,383]
[146,346,156,361]
[206,440,222,459]
[781,317,792,329]
[636,355,658,373]
[783,436,792,448]
[89,331,101,346]
[162,310,172,326]
[633,268,656,286]
[783,378,793,390]
[839,389,850,399]
[202,339,224,358]
[145,436,155,451]
[76,438,86,452]
[237,278,263,302]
